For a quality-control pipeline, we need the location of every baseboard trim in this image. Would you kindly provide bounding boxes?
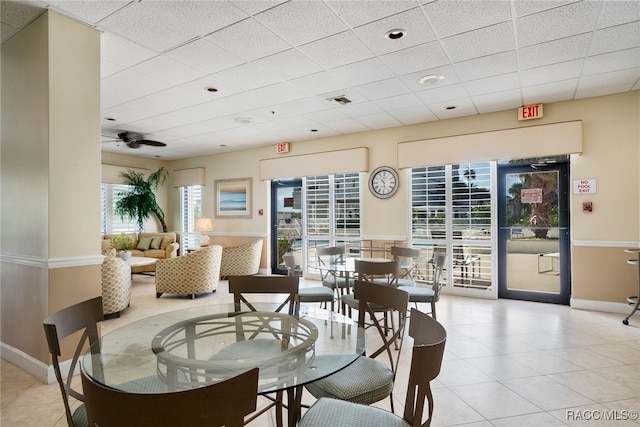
[570,298,635,315]
[0,342,62,384]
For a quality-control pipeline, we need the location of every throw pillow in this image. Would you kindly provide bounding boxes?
[150,236,163,250]
[160,237,173,250]
[137,237,152,251]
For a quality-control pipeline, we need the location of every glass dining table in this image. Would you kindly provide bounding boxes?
[81,302,365,427]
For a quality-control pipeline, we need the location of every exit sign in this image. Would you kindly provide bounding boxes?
[276,142,289,153]
[518,104,543,120]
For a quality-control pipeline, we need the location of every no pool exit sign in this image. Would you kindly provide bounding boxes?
[518,104,543,120]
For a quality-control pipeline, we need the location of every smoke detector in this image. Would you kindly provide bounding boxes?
[327,95,352,106]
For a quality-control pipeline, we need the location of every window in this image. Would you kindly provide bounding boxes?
[305,173,361,267]
[411,162,495,297]
[180,185,202,249]
[101,183,138,234]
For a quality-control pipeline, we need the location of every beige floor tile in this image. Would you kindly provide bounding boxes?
[501,376,594,411]
[449,381,542,419]
[549,371,638,402]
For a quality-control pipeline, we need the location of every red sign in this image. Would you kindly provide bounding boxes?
[277,142,289,153]
[518,104,543,120]
[521,188,542,203]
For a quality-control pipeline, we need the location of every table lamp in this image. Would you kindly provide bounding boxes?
[194,217,214,246]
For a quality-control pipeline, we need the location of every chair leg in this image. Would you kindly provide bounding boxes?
[156,292,162,298]
[431,302,437,320]
[190,294,195,300]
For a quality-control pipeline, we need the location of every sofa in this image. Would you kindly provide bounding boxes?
[102,232,179,273]
[101,248,131,317]
[156,245,222,299]
[219,239,263,278]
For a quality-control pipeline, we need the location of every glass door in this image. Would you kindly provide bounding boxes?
[497,161,570,304]
[271,179,303,275]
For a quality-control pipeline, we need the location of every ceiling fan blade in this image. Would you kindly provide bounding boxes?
[139,139,167,147]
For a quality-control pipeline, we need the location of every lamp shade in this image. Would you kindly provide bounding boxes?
[194,218,214,246]
[194,218,214,232]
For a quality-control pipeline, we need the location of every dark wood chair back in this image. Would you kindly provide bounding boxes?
[229,275,300,315]
[81,367,259,427]
[355,258,400,286]
[42,296,103,427]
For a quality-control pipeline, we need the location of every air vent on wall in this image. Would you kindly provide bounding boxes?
[327,95,352,106]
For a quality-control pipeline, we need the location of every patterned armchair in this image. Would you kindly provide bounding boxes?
[155,245,222,299]
[101,248,132,317]
[220,240,263,278]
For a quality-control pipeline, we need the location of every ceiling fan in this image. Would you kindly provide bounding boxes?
[102,131,167,149]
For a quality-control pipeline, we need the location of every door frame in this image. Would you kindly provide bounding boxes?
[497,161,571,304]
[270,178,303,274]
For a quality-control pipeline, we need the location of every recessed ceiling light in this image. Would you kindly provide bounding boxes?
[310,129,318,132]
[104,117,116,121]
[235,117,253,124]
[418,74,445,86]
[385,29,406,40]
[445,105,457,110]
[205,86,218,92]
[220,144,227,147]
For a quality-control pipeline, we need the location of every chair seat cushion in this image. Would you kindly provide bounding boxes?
[398,286,435,302]
[341,293,359,310]
[299,286,334,302]
[72,404,89,427]
[299,398,409,427]
[304,355,393,405]
[322,276,349,289]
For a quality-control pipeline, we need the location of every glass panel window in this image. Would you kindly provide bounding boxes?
[101,183,138,234]
[180,185,202,250]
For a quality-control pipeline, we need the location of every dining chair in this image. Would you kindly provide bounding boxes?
[305,281,409,413]
[316,246,349,297]
[342,258,400,317]
[399,252,446,319]
[43,296,104,427]
[81,367,259,427]
[229,274,300,315]
[389,246,422,287]
[299,308,446,427]
[284,254,335,313]
[155,244,222,299]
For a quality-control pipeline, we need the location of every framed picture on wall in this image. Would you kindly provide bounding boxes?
[214,177,252,219]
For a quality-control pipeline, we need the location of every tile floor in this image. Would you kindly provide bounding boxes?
[2,276,640,426]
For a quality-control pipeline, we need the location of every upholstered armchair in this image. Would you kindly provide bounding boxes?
[155,245,222,299]
[219,239,263,278]
[101,248,132,317]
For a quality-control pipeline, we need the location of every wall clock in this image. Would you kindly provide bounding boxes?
[368,166,399,199]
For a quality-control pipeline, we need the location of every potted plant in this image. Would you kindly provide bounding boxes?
[278,236,294,264]
[115,166,169,232]
[111,233,135,261]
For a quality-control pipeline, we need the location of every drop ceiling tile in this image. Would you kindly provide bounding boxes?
[248,82,309,107]
[520,60,583,87]
[221,91,273,112]
[589,22,640,56]
[398,65,461,91]
[258,97,330,120]
[125,94,184,118]
[289,71,351,96]
[472,89,523,114]
[230,0,288,16]
[325,0,417,27]
[101,59,124,78]
[101,69,171,107]
[179,102,240,122]
[356,112,402,130]
[1,22,20,43]
[210,63,282,92]
[253,49,324,81]
[453,51,518,81]
[598,0,640,29]
[443,22,514,63]
[132,55,205,85]
[323,118,371,134]
[512,1,580,18]
[339,101,385,119]
[304,108,350,124]
[166,40,242,75]
[416,83,469,105]
[1,0,46,43]
[423,0,511,38]
[298,30,374,69]
[380,41,450,76]
[353,7,436,56]
[390,105,438,125]
[205,18,290,62]
[255,1,348,46]
[578,68,640,92]
[102,103,158,126]
[373,93,424,111]
[100,32,156,68]
[331,57,395,87]
[577,81,639,99]
[522,79,578,104]
[583,48,640,76]
[162,76,244,108]
[98,1,248,52]
[463,72,520,96]
[427,98,478,120]
[519,34,591,70]
[48,0,129,25]
[353,78,411,101]
[515,1,600,48]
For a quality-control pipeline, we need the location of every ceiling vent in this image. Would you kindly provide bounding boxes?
[327,95,352,106]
